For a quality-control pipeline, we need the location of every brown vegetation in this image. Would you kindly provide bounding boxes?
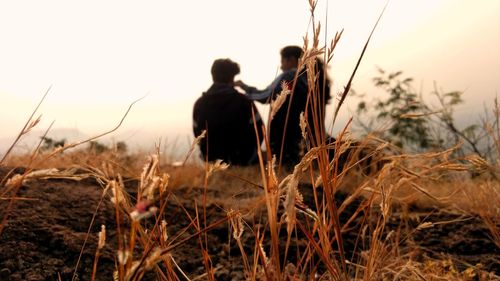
[1,1,499,280]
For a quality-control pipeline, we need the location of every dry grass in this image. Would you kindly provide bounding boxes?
[1,1,499,280]
[1,131,499,280]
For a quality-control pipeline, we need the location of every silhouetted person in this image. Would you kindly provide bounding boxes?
[236,46,331,165]
[193,59,264,165]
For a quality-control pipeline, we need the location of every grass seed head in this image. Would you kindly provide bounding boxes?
[228,210,244,240]
[282,174,299,235]
[300,112,307,140]
[144,247,163,270]
[270,81,291,120]
[416,222,434,231]
[98,224,106,250]
[144,176,160,201]
[192,130,206,150]
[207,159,229,178]
[159,173,170,194]
[117,250,131,265]
[109,180,126,206]
[259,241,269,265]
[268,155,279,193]
[161,220,168,242]
[5,174,24,188]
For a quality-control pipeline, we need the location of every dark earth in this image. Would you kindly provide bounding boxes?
[0,167,498,280]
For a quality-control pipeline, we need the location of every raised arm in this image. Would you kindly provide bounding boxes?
[236,72,290,104]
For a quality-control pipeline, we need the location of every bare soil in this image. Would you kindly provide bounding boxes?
[0,167,498,280]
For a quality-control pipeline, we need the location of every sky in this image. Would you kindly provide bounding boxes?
[1,0,499,152]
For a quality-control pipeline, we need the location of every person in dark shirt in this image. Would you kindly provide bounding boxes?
[236,46,331,165]
[193,58,264,165]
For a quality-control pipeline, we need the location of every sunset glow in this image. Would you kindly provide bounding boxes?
[1,0,499,151]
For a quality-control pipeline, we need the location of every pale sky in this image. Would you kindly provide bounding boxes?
[1,0,499,151]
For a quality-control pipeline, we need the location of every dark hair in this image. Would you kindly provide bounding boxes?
[314,58,331,103]
[280,45,303,59]
[211,58,240,83]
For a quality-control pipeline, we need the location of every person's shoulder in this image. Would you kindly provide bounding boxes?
[193,93,208,110]
[223,92,254,112]
[193,94,204,104]
[235,92,255,106]
[280,69,297,81]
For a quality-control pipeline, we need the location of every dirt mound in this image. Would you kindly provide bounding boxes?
[0,168,498,280]
[405,211,500,273]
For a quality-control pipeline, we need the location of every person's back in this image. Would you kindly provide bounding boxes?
[193,59,263,165]
[237,46,331,165]
[268,69,309,164]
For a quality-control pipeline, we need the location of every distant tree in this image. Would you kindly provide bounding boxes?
[355,68,433,150]
[87,140,129,155]
[40,137,66,151]
[88,141,108,153]
[115,141,128,153]
[429,85,483,157]
[354,68,485,157]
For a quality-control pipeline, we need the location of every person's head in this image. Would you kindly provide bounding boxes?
[280,45,303,71]
[211,58,240,84]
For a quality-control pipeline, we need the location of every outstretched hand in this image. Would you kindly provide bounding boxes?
[234,80,246,88]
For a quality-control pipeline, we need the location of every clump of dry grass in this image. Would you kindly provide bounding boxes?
[2,118,499,280]
[461,181,500,248]
[5,134,499,280]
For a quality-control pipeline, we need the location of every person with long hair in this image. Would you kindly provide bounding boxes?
[236,46,331,165]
